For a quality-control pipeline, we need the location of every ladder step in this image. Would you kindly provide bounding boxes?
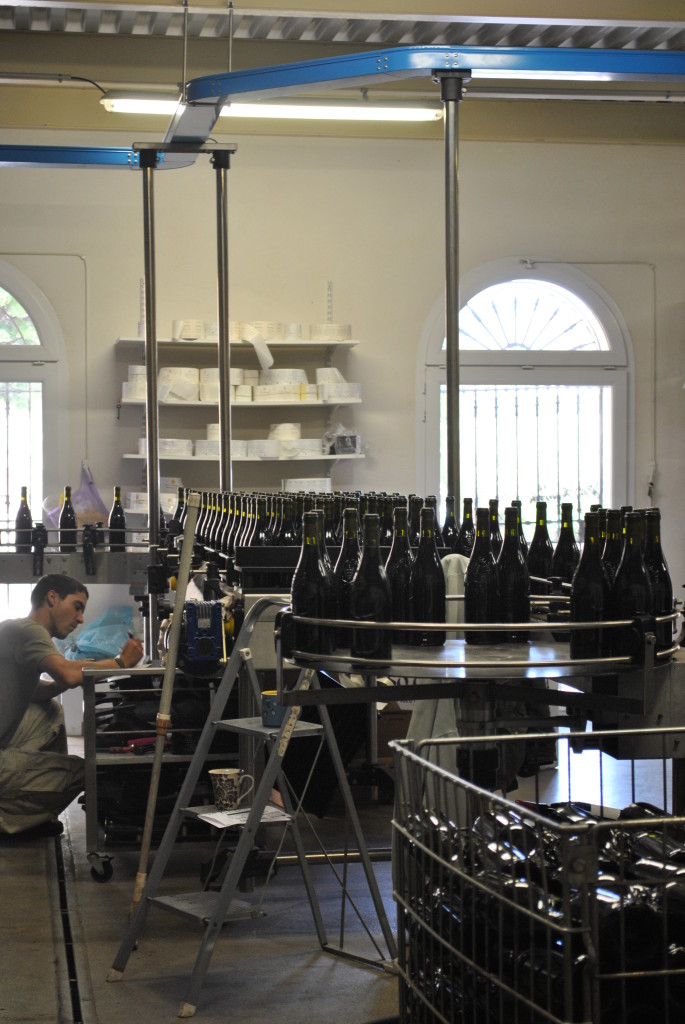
[148,892,259,925]
[183,803,293,827]
[214,716,324,738]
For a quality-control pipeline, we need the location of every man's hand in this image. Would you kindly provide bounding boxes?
[118,636,144,669]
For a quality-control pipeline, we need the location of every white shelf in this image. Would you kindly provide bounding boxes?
[122,453,364,462]
[119,398,361,408]
[116,337,358,354]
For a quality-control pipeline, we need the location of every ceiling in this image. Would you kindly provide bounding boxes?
[2,2,685,142]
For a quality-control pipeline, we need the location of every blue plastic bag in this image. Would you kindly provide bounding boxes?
[59,606,134,660]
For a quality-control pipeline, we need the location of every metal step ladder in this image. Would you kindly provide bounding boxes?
[107,595,397,1018]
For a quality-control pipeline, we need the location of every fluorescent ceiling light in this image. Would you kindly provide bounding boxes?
[100,93,442,122]
[470,68,614,83]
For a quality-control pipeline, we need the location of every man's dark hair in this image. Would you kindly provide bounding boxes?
[30,574,89,609]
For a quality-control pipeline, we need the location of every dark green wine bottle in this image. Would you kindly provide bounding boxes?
[526,501,554,594]
[108,485,127,552]
[611,511,652,657]
[424,495,444,547]
[291,510,334,655]
[14,485,33,554]
[496,506,530,643]
[350,513,392,661]
[454,497,475,556]
[570,511,611,659]
[385,506,415,645]
[551,502,580,583]
[643,507,673,651]
[488,498,503,558]
[333,507,361,648]
[410,506,446,647]
[511,499,528,557]
[602,508,623,584]
[464,507,499,645]
[441,494,459,551]
[58,484,77,553]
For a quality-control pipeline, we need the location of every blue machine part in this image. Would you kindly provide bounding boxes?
[0,144,143,168]
[185,44,685,105]
[182,601,224,664]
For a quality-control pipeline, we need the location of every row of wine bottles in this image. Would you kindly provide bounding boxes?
[10,484,127,553]
[403,798,685,1023]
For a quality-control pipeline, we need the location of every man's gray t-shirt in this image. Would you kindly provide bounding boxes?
[0,618,57,748]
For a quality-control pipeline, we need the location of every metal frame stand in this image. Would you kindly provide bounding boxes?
[107,597,396,1018]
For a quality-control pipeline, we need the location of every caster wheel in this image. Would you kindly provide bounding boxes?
[90,858,114,883]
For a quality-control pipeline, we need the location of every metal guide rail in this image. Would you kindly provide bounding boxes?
[274,608,679,718]
[391,727,685,1024]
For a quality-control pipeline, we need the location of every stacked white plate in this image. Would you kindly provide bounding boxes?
[282,477,332,492]
[195,439,220,458]
[253,384,301,403]
[158,367,199,402]
[247,439,281,459]
[317,382,361,402]
[279,438,325,458]
[309,323,352,342]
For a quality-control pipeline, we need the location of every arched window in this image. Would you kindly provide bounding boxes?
[0,260,65,610]
[419,260,633,537]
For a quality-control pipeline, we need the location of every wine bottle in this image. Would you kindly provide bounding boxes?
[385,506,415,644]
[409,506,446,647]
[291,510,334,655]
[108,485,127,552]
[171,485,185,524]
[551,502,580,583]
[527,500,554,594]
[350,513,392,661]
[454,497,475,556]
[511,498,528,557]
[611,511,653,657]
[58,484,77,553]
[379,494,394,547]
[643,507,673,651]
[569,511,611,659]
[333,507,361,648]
[602,508,623,584]
[464,507,499,644]
[441,494,459,551]
[251,495,270,546]
[496,506,530,643]
[424,495,444,547]
[488,498,503,558]
[14,485,33,554]
[408,494,423,548]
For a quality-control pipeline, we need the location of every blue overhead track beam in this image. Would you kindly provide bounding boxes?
[0,144,142,168]
[186,44,685,105]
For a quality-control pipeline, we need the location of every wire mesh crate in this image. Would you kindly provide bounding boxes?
[391,727,685,1024]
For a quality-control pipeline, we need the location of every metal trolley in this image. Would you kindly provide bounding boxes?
[391,727,685,1024]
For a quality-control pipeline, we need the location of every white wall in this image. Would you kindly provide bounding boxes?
[0,128,684,589]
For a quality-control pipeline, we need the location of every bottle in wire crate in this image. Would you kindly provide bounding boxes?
[108,485,126,552]
[290,510,334,655]
[58,484,77,553]
[496,505,530,643]
[409,505,446,647]
[350,513,392,662]
[569,511,611,659]
[14,485,33,553]
[464,507,499,645]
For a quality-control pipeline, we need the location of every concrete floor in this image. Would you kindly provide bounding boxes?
[1,777,400,1024]
[1,729,675,1024]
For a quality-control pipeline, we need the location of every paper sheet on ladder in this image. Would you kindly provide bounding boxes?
[196,804,290,828]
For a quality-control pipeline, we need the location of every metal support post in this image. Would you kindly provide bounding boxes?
[438,73,468,508]
[140,148,162,653]
[212,149,233,492]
